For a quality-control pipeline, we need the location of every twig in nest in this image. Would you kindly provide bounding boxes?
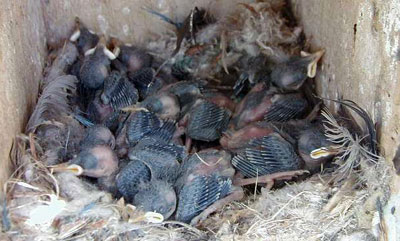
[376,197,388,241]
[162,220,204,237]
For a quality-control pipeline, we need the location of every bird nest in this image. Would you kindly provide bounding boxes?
[1,1,393,240]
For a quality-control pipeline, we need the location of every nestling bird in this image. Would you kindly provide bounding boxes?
[79,36,118,89]
[52,144,119,194]
[231,83,308,130]
[231,133,303,178]
[116,159,151,202]
[101,70,139,110]
[175,149,244,225]
[69,17,99,55]
[116,136,186,219]
[220,121,276,151]
[110,38,153,73]
[128,67,164,99]
[270,50,325,91]
[179,98,231,152]
[86,93,120,129]
[233,50,325,95]
[79,124,115,151]
[134,92,181,120]
[133,180,177,219]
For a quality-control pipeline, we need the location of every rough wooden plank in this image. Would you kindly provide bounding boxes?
[0,1,46,188]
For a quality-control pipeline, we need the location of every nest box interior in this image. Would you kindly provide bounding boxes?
[1,1,400,238]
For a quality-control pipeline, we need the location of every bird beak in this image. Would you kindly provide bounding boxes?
[310,146,339,159]
[113,46,120,58]
[301,49,325,78]
[70,29,81,42]
[84,47,96,56]
[144,212,164,223]
[50,163,84,176]
[103,47,117,60]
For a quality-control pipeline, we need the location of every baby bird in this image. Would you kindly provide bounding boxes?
[116,159,151,202]
[116,138,186,219]
[233,50,325,95]
[133,180,177,220]
[135,92,181,120]
[86,93,120,129]
[125,110,163,145]
[111,38,153,73]
[79,125,115,150]
[86,71,139,129]
[69,17,99,55]
[79,36,117,89]
[231,83,308,130]
[270,50,325,91]
[128,67,164,99]
[51,125,119,194]
[231,133,303,178]
[180,98,231,143]
[175,149,243,225]
[101,71,139,110]
[220,121,276,151]
[273,119,338,170]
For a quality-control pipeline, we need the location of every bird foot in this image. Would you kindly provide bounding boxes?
[190,187,244,226]
[233,170,309,189]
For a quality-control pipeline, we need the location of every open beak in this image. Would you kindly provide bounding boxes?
[310,146,339,159]
[50,163,84,176]
[70,29,81,42]
[301,49,325,78]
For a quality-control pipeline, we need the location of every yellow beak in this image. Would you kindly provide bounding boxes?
[50,163,84,176]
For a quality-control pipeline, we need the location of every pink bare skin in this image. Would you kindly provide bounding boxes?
[205,92,236,112]
[88,97,114,124]
[189,152,308,226]
[220,121,275,151]
[230,83,274,130]
[83,145,119,178]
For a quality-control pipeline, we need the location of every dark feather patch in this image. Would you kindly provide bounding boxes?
[187,100,231,141]
[126,110,162,145]
[175,175,232,223]
[129,140,185,180]
[128,67,157,99]
[264,94,308,122]
[116,160,151,202]
[102,71,139,110]
[232,134,301,178]
[146,120,176,143]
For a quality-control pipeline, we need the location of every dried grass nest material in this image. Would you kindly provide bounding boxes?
[2,124,391,241]
[0,1,394,240]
